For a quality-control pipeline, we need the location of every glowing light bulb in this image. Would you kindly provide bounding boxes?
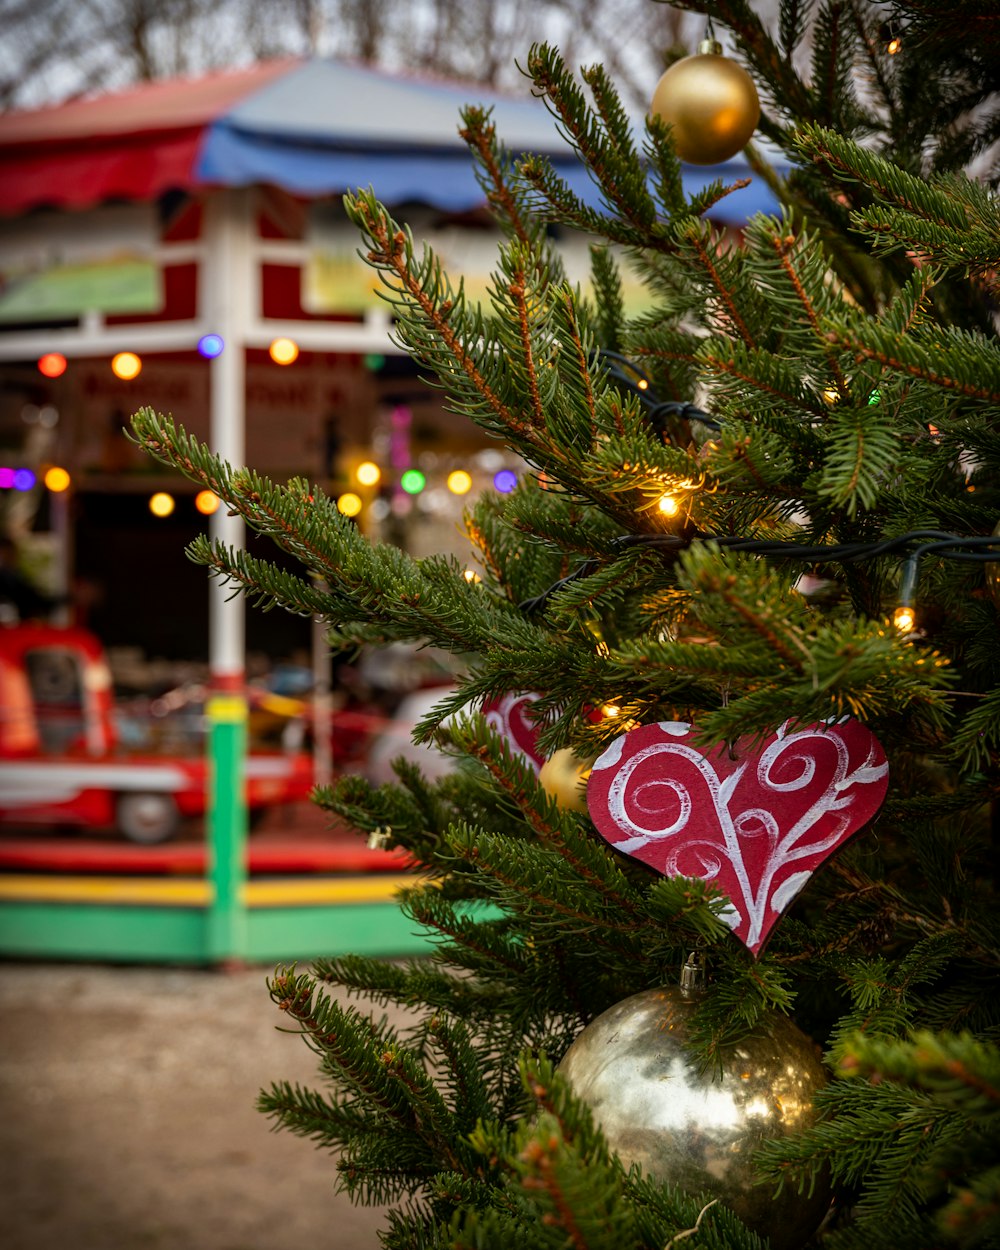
[886,36,901,54]
[602,703,621,718]
[337,492,363,517]
[493,469,518,493]
[658,493,681,517]
[112,352,142,380]
[822,386,840,405]
[195,489,220,515]
[400,469,426,495]
[355,461,381,487]
[463,568,482,583]
[149,492,175,517]
[447,469,472,495]
[38,353,68,378]
[13,468,35,491]
[43,466,71,492]
[269,338,299,366]
[637,378,649,391]
[893,605,915,633]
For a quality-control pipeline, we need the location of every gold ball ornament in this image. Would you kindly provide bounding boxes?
[538,747,594,812]
[650,39,760,165]
[558,961,831,1250]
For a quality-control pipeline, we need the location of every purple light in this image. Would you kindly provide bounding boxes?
[198,334,225,359]
[0,467,14,488]
[493,469,518,493]
[13,468,36,491]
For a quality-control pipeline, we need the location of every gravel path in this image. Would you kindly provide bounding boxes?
[0,961,414,1250]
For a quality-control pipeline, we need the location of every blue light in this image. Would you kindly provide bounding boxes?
[198,334,225,359]
[13,468,36,491]
[493,469,518,493]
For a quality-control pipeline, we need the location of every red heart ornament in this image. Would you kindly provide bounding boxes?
[481,692,545,774]
[587,719,889,956]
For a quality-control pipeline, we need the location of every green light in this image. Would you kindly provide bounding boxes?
[400,469,426,494]
[868,389,881,405]
[363,353,386,371]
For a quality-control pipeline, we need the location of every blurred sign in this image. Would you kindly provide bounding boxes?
[304,205,655,317]
[0,205,161,322]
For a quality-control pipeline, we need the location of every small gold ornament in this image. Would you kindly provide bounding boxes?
[538,747,594,812]
[650,39,760,165]
[558,957,830,1250]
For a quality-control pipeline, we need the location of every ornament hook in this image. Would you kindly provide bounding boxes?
[679,950,706,996]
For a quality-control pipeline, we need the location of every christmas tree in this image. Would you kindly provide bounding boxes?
[131,2,1000,1247]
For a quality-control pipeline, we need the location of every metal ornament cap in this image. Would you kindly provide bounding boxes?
[650,47,761,165]
[558,986,831,1250]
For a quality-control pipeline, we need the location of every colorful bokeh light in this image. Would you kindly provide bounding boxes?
[38,353,68,378]
[400,469,426,495]
[337,492,363,517]
[195,490,220,515]
[13,468,35,491]
[43,466,71,492]
[198,334,225,359]
[269,338,299,366]
[111,352,142,380]
[493,469,518,493]
[447,470,473,495]
[355,461,381,487]
[149,492,175,517]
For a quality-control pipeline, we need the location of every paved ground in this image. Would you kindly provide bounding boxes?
[0,959,416,1250]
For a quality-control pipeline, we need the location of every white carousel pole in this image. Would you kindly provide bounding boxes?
[201,188,253,963]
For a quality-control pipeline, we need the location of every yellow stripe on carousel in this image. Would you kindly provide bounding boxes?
[244,876,410,907]
[0,875,211,906]
[0,874,411,908]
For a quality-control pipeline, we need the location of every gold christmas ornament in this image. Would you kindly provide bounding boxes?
[538,747,594,812]
[650,39,761,165]
[558,957,831,1250]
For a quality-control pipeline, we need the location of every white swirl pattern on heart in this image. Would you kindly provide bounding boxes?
[590,719,888,954]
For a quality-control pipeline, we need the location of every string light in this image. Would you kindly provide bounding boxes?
[111,352,142,380]
[464,568,482,583]
[657,493,681,517]
[356,461,381,487]
[520,529,1000,618]
[400,469,426,495]
[269,338,299,366]
[892,605,916,632]
[38,353,67,378]
[447,470,473,495]
[43,466,71,492]
[494,469,518,493]
[149,492,175,517]
[337,492,363,517]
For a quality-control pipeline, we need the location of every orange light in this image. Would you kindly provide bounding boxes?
[602,703,622,718]
[463,568,482,583]
[38,353,68,378]
[447,470,473,495]
[111,351,142,380]
[43,466,71,492]
[149,492,175,517]
[269,338,299,366]
[355,461,381,487]
[893,605,915,633]
[337,492,363,517]
[886,36,901,54]
[658,493,681,517]
[195,489,220,515]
